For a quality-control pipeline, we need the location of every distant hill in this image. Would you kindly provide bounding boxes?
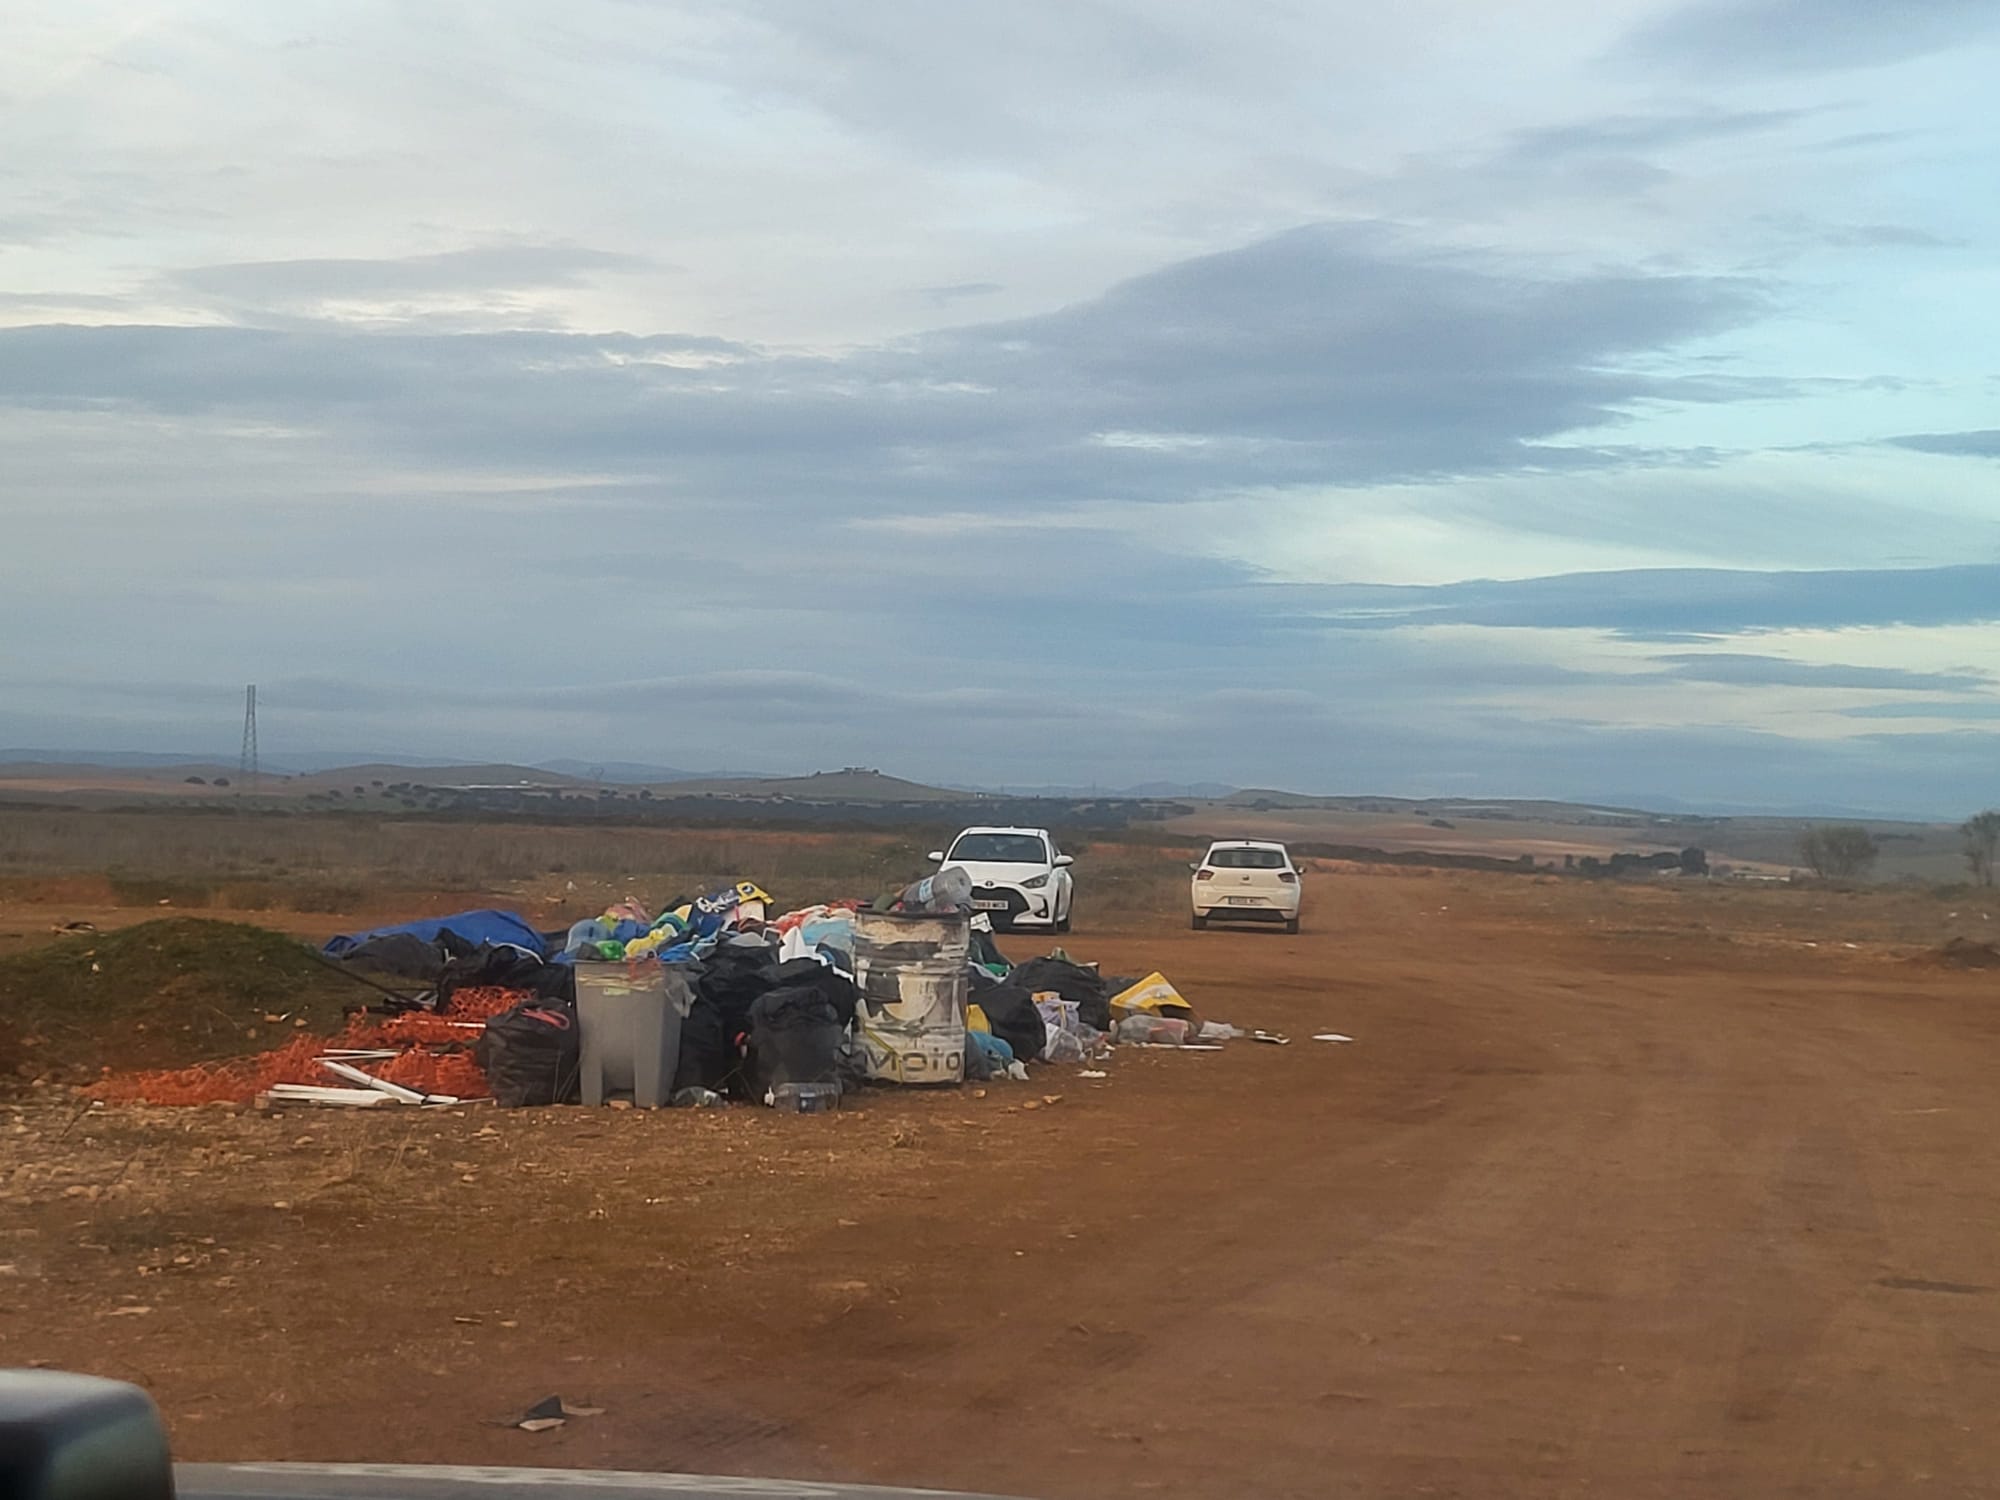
[664,768,977,804]
[944,779,1236,799]
[291,763,582,789]
[534,758,761,784]
[1223,790,1666,820]
[0,749,243,770]
[0,759,243,784]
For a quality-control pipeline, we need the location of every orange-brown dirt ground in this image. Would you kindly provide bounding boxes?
[5,867,2000,1498]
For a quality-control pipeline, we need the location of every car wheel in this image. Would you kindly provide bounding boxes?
[1285,917,1300,935]
[1192,912,1208,930]
[1054,909,1071,934]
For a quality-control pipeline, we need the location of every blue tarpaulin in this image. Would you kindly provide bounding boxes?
[323,909,549,960]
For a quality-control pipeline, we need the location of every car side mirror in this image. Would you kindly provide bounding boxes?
[1189,862,1201,871]
[0,1370,174,1500]
[926,851,945,863]
[1054,854,1073,867]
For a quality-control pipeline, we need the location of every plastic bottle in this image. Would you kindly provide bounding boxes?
[769,1081,841,1113]
[897,864,974,912]
[1115,1014,1190,1046]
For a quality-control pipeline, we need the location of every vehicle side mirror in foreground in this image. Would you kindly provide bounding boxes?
[1054,854,1074,867]
[0,1370,174,1500]
[926,851,945,863]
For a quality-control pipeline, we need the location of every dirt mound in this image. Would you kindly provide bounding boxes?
[1928,937,2000,970]
[0,917,361,1080]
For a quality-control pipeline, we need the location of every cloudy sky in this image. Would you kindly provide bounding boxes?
[3,1,1997,815]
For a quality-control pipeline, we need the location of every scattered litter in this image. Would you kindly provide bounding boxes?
[511,1395,606,1432]
[261,1085,394,1108]
[1109,972,1194,1019]
[1929,938,2000,970]
[1312,1033,1354,1044]
[105,1305,153,1317]
[1115,1014,1190,1046]
[319,1058,439,1103]
[767,1082,839,1114]
[1079,1069,1108,1079]
[1250,1030,1290,1046]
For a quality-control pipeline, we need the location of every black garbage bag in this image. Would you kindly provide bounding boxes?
[697,934,782,1036]
[673,995,739,1096]
[973,981,1046,1068]
[1009,957,1112,1031]
[333,929,474,981]
[474,1001,581,1107]
[767,957,859,1027]
[746,984,844,1092]
[437,943,574,1010]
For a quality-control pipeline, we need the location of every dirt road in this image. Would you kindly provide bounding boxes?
[6,870,2000,1497]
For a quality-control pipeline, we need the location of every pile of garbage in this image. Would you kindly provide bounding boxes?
[95,867,1278,1115]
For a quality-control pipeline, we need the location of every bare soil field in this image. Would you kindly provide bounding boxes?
[5,861,2000,1498]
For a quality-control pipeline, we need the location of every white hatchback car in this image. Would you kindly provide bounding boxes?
[1191,839,1302,933]
[930,826,1075,932]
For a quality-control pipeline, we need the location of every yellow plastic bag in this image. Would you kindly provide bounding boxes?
[967,1002,992,1034]
[1110,972,1193,1017]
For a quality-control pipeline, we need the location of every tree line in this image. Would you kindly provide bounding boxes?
[1795,810,2000,884]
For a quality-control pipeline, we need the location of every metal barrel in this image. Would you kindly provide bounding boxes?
[849,909,969,1085]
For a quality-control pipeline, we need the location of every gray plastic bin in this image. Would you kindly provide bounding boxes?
[573,961,694,1108]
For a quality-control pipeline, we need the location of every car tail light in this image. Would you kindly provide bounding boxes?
[1194,869,1214,881]
[1278,871,1297,883]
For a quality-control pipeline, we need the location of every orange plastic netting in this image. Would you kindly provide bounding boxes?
[91,985,533,1106]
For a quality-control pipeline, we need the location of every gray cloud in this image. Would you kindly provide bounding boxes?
[1651,653,1993,692]
[1629,0,2000,76]
[0,226,1766,503]
[1843,700,2000,720]
[1817,223,1961,249]
[1500,107,1820,162]
[919,281,1004,304]
[1290,564,2000,637]
[1890,429,2000,458]
[171,244,657,309]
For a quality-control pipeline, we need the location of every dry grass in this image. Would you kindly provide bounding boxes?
[0,809,943,912]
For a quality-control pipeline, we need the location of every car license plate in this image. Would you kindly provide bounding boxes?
[972,898,1009,911]
[1224,896,1262,906]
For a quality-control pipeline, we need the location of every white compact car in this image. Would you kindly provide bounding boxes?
[1191,839,1302,933]
[930,825,1075,932]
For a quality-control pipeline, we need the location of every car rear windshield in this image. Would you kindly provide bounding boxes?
[950,833,1049,863]
[1207,847,1289,869]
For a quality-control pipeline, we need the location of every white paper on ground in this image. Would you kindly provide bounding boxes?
[1312,1033,1354,1043]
